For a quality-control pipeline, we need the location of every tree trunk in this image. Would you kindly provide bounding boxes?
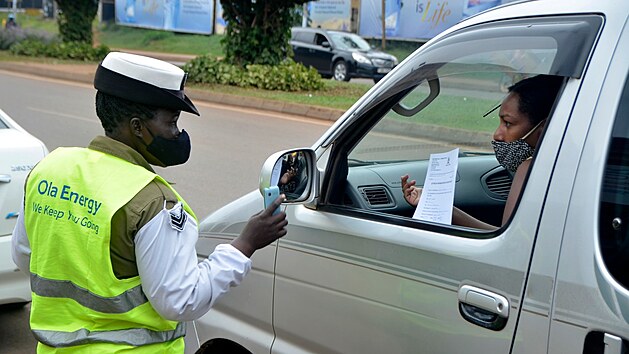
[221,0,306,66]
[56,0,98,44]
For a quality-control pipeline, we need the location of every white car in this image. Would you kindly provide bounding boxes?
[192,0,629,353]
[0,109,48,306]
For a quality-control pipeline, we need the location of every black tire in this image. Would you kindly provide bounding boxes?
[333,61,350,81]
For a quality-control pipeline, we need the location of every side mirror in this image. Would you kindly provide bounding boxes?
[259,148,317,203]
[321,41,331,48]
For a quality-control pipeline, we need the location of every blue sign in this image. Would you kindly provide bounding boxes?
[116,0,215,35]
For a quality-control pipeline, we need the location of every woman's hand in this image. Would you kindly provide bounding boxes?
[401,174,422,207]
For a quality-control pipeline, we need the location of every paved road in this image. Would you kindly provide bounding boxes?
[0,70,332,353]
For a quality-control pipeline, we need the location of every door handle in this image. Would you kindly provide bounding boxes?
[0,174,11,183]
[604,333,624,354]
[458,285,509,331]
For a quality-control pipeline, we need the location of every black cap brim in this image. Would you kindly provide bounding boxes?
[94,65,199,116]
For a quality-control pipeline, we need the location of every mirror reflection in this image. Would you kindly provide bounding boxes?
[271,151,309,202]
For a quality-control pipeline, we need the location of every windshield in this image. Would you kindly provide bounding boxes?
[329,32,371,51]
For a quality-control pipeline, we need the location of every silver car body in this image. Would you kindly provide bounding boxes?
[0,109,48,305]
[193,1,629,353]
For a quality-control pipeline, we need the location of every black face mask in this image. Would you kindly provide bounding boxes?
[144,127,191,166]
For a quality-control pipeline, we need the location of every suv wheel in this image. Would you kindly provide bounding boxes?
[333,61,350,81]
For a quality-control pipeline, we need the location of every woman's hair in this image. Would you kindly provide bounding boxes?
[508,74,564,125]
[95,91,158,134]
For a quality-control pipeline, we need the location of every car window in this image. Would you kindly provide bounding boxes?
[320,15,602,236]
[293,31,315,44]
[329,32,371,51]
[335,15,602,119]
[599,74,629,289]
[314,33,328,46]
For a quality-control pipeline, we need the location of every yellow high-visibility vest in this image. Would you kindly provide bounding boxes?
[24,147,196,353]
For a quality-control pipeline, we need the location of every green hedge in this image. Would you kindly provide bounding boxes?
[10,39,109,61]
[184,55,323,91]
[0,27,57,51]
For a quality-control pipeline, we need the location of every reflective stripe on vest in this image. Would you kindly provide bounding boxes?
[33,322,186,348]
[30,273,148,314]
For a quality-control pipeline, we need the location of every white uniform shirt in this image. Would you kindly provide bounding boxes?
[12,202,251,322]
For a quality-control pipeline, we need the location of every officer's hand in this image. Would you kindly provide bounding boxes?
[231,195,288,258]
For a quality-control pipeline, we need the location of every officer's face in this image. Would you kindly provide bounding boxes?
[143,109,182,140]
[136,108,183,166]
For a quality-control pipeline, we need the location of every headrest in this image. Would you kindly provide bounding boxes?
[94,52,199,115]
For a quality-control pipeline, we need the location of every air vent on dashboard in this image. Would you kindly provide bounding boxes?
[485,173,512,198]
[359,186,394,207]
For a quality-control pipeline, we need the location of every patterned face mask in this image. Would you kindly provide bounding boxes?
[491,139,535,173]
[491,120,544,173]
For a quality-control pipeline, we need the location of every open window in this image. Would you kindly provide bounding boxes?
[319,15,602,236]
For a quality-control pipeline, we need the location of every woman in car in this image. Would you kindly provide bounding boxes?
[401,74,564,230]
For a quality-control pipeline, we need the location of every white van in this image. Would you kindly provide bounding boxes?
[0,109,48,306]
[191,1,629,353]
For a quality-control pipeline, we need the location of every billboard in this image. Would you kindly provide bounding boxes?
[305,0,352,31]
[114,0,515,41]
[115,0,215,35]
[356,0,516,40]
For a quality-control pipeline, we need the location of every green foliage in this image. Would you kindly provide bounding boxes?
[221,1,307,66]
[0,27,57,50]
[56,0,98,44]
[10,39,109,61]
[184,55,323,91]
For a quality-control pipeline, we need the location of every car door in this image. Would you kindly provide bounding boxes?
[0,110,47,237]
[0,109,47,305]
[310,33,335,74]
[509,14,629,354]
[292,31,319,71]
[270,15,602,354]
[547,25,629,354]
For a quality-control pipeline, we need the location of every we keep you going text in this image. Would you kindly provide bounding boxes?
[31,180,102,235]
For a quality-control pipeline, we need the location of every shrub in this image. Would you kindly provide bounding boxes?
[184,55,323,91]
[9,38,109,61]
[0,27,57,50]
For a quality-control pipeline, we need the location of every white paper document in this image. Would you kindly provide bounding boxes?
[413,148,459,225]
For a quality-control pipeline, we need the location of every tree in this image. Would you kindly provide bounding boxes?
[55,0,98,44]
[221,0,308,66]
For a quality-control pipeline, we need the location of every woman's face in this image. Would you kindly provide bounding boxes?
[493,93,537,144]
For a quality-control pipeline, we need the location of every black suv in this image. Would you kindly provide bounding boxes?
[290,27,398,83]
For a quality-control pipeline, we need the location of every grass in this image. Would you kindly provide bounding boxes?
[1,12,58,33]
[95,23,224,56]
[194,80,372,110]
[5,12,419,60]
[0,12,424,112]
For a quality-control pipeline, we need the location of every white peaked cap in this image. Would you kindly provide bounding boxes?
[102,52,185,90]
[94,52,199,115]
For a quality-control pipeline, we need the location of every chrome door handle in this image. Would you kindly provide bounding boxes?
[604,333,624,354]
[0,174,11,183]
[458,285,509,331]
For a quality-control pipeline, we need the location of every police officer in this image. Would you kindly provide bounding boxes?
[11,52,288,353]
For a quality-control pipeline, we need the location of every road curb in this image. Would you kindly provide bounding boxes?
[0,61,346,122]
